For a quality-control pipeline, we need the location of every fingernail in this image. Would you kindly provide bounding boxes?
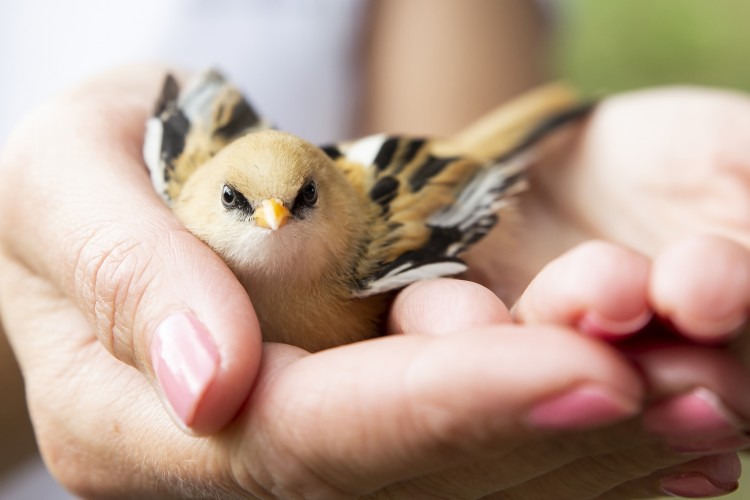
[151,312,220,427]
[526,385,639,430]
[643,388,747,450]
[660,473,738,497]
[577,310,653,339]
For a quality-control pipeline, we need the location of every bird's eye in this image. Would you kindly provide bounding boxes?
[298,181,318,207]
[221,185,252,214]
[222,185,238,208]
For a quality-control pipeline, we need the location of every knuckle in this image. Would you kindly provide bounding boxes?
[72,228,154,363]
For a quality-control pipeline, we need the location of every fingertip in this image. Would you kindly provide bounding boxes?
[146,233,263,435]
[150,311,221,430]
[516,240,651,339]
[651,235,750,343]
[388,278,511,336]
[184,293,263,435]
[608,453,741,499]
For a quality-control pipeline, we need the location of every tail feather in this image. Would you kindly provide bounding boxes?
[433,82,588,160]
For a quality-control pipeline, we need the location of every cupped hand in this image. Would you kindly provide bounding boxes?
[509,238,750,497]
[2,68,747,498]
[6,256,738,499]
[0,66,649,499]
[461,87,750,497]
[468,86,750,306]
[390,280,744,499]
[0,80,717,497]
[0,65,263,434]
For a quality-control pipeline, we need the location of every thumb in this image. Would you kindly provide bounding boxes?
[389,278,512,335]
[0,66,262,434]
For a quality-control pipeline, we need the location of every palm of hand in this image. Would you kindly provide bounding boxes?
[542,87,750,255]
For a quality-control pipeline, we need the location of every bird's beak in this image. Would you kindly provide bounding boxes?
[255,198,291,230]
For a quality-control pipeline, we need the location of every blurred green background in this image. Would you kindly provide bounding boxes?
[557,1,749,498]
[556,0,750,95]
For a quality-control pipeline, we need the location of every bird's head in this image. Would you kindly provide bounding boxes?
[173,130,366,282]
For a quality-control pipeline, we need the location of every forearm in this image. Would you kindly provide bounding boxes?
[360,0,549,137]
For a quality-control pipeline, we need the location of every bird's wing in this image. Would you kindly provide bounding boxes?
[143,70,271,203]
[323,87,592,298]
[324,136,526,297]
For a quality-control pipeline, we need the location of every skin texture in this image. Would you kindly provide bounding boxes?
[1,67,750,498]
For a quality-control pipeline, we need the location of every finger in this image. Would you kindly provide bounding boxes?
[629,343,750,451]
[650,234,750,343]
[514,240,652,339]
[1,265,644,498]
[600,453,741,499]
[388,278,511,335]
[0,66,261,434]
[405,338,750,498]
[382,420,652,499]
[241,326,644,496]
[484,446,695,500]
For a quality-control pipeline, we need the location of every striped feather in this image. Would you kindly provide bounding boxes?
[346,142,528,297]
[144,71,590,300]
[144,70,271,203]
[340,104,587,297]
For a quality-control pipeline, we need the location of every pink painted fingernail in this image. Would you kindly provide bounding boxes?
[643,388,747,452]
[151,312,220,427]
[660,473,738,498]
[526,385,639,430]
[578,310,653,339]
[661,454,741,497]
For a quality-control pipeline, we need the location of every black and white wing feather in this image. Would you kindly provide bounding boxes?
[143,70,271,203]
[327,103,592,298]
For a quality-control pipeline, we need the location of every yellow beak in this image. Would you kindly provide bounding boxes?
[255,198,291,230]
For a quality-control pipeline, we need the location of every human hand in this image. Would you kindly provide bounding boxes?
[537,87,750,256]
[467,87,750,371]
[468,87,750,306]
[0,65,263,435]
[0,68,718,497]
[6,246,738,500]
[461,89,750,496]
[392,279,745,499]
[550,89,750,357]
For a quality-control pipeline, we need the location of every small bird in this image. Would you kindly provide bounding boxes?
[144,70,590,351]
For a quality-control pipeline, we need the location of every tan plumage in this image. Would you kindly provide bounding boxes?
[144,71,590,351]
[173,131,388,350]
